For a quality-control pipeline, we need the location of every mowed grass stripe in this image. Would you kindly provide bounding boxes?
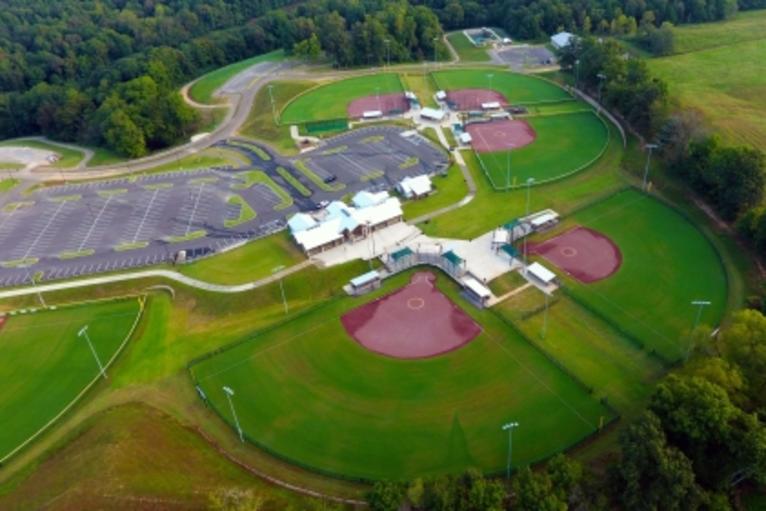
[431,69,571,104]
[191,271,611,480]
[562,189,727,362]
[477,111,609,186]
[280,73,404,124]
[0,299,142,460]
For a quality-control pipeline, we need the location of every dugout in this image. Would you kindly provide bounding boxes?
[347,270,382,296]
[462,276,492,307]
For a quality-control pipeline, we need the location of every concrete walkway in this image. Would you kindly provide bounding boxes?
[0,261,312,301]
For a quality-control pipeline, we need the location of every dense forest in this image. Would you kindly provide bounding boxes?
[0,0,443,156]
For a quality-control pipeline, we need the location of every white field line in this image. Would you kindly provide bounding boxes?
[21,200,66,260]
[131,188,160,243]
[0,297,145,465]
[78,196,112,251]
[186,183,205,235]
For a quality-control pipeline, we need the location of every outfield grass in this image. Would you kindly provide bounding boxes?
[477,111,609,187]
[649,35,766,147]
[446,32,491,62]
[401,72,437,107]
[189,50,285,104]
[280,73,404,124]
[421,123,626,238]
[191,269,612,480]
[555,189,728,362]
[241,79,317,154]
[402,165,468,220]
[179,231,304,285]
[0,139,85,168]
[431,69,572,104]
[0,299,141,462]
[496,291,664,413]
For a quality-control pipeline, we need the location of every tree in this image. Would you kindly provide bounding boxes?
[293,33,322,60]
[616,411,702,510]
[512,467,567,511]
[103,108,146,158]
[719,310,766,411]
[366,481,405,511]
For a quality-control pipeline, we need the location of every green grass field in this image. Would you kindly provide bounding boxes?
[402,164,468,220]
[551,189,727,362]
[431,69,572,104]
[0,178,20,193]
[189,50,285,104]
[477,110,609,187]
[280,73,404,124]
[241,79,316,154]
[191,270,613,480]
[648,11,766,147]
[446,32,491,62]
[0,299,142,461]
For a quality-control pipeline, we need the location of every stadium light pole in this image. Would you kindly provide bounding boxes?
[501,421,519,480]
[487,73,494,92]
[272,265,289,315]
[688,300,712,361]
[505,150,511,190]
[384,38,391,68]
[78,325,107,380]
[575,59,580,89]
[223,386,244,443]
[541,291,549,338]
[433,36,439,67]
[642,143,659,191]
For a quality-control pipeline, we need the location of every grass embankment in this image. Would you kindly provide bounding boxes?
[241,80,317,154]
[140,150,241,175]
[280,73,404,124]
[179,231,304,285]
[191,269,612,480]
[431,69,572,104]
[446,32,491,62]
[479,111,609,187]
[402,165,469,220]
[189,50,285,104]
[401,72,437,107]
[648,10,766,147]
[0,299,141,462]
[0,139,85,168]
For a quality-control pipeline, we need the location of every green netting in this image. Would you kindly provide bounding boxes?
[304,119,348,134]
[390,247,413,262]
[442,250,463,266]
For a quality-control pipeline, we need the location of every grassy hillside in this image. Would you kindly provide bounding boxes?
[649,10,766,147]
[189,50,285,105]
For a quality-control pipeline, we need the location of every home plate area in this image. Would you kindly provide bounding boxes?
[341,271,482,359]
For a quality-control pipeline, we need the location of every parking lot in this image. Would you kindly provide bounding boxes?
[493,45,556,71]
[293,126,448,194]
[0,167,295,287]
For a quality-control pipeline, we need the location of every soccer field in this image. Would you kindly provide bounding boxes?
[280,73,404,124]
[431,69,571,104]
[476,111,609,187]
[558,189,728,362]
[0,299,143,462]
[191,271,613,480]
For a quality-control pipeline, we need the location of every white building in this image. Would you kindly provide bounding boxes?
[550,32,575,50]
[420,107,446,122]
[288,192,404,255]
[398,175,433,199]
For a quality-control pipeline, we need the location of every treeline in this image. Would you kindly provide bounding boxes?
[0,0,443,157]
[366,310,766,510]
[425,0,763,43]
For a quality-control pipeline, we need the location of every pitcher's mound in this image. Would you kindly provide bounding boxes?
[341,272,482,359]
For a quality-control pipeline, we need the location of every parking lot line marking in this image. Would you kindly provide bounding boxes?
[20,201,67,261]
[77,196,113,251]
[186,183,205,235]
[132,188,161,243]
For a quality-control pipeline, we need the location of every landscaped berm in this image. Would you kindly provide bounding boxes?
[0,299,143,462]
[191,270,615,481]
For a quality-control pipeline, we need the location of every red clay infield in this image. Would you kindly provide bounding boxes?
[0,315,5,332]
[467,119,537,153]
[446,88,508,111]
[528,227,622,283]
[341,271,482,359]
[347,93,409,119]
